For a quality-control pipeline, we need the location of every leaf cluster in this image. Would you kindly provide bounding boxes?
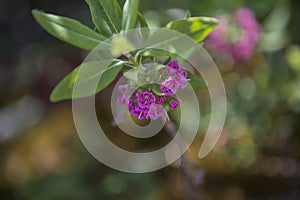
[32,0,218,102]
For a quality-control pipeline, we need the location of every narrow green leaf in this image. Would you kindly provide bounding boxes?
[185,10,191,19]
[137,12,149,28]
[86,0,122,36]
[138,48,174,58]
[162,56,172,65]
[50,60,124,102]
[135,48,174,64]
[189,75,207,90]
[122,0,140,31]
[32,10,106,50]
[165,17,218,43]
[121,63,135,71]
[137,11,150,39]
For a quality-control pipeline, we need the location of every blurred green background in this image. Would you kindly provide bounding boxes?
[1,0,300,199]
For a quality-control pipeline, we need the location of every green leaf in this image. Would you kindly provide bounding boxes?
[50,60,124,102]
[185,10,191,19]
[137,48,174,58]
[165,17,218,43]
[86,0,122,36]
[137,11,150,39]
[189,75,207,90]
[124,68,139,83]
[32,10,106,50]
[135,48,174,65]
[122,0,140,31]
[151,84,164,96]
[137,12,149,28]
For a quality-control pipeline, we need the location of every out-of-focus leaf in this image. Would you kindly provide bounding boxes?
[260,0,290,52]
[32,10,106,50]
[122,0,139,31]
[286,45,300,71]
[86,0,122,36]
[111,34,136,56]
[50,60,124,102]
[165,17,218,43]
[189,75,206,90]
[185,10,191,18]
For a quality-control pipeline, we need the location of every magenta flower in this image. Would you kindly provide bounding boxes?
[127,101,149,120]
[137,91,156,108]
[117,96,126,104]
[137,107,150,120]
[167,67,179,77]
[127,101,137,113]
[117,59,188,120]
[156,96,166,103]
[205,7,260,61]
[176,72,188,89]
[149,104,164,120]
[235,8,260,39]
[170,100,179,110]
[167,60,180,70]
[165,61,188,89]
[160,77,180,96]
[118,84,127,94]
[128,102,140,117]
[179,70,188,78]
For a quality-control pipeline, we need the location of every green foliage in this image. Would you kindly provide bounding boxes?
[137,12,151,39]
[189,75,207,90]
[32,10,106,50]
[151,84,164,96]
[137,12,150,29]
[50,60,125,102]
[136,49,174,61]
[85,0,122,36]
[185,10,192,18]
[122,0,140,31]
[32,0,217,102]
[165,17,218,43]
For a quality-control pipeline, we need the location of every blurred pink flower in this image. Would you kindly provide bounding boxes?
[205,7,260,62]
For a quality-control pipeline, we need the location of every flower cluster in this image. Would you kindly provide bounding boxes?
[205,7,260,62]
[117,60,188,120]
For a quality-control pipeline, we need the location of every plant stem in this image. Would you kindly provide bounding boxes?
[164,121,203,200]
[127,53,139,66]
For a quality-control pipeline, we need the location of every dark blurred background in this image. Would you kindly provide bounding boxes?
[1,0,300,199]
